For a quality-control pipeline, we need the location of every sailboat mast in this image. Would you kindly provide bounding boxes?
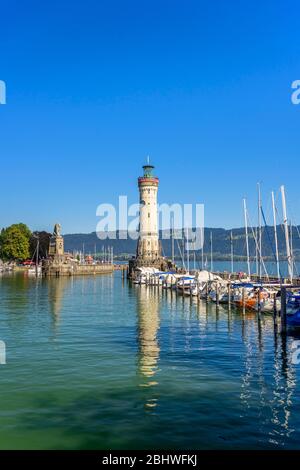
[290,222,294,279]
[281,185,293,283]
[171,218,175,264]
[210,231,213,272]
[258,183,262,280]
[182,231,185,271]
[35,236,39,277]
[230,230,234,274]
[255,227,258,275]
[243,199,251,277]
[271,191,280,281]
[201,229,204,270]
[186,228,190,274]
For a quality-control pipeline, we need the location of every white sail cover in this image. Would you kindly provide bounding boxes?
[195,270,224,283]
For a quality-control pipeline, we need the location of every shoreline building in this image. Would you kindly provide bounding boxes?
[129,162,173,278]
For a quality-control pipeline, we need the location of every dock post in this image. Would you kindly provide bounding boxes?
[216,283,219,307]
[228,283,231,311]
[273,292,278,328]
[257,289,261,319]
[280,286,287,334]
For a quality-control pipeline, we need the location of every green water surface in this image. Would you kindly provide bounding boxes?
[0,272,299,450]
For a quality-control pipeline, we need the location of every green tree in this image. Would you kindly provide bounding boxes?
[0,224,31,261]
[13,223,31,240]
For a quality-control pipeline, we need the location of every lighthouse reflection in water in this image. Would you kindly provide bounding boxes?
[136,286,160,407]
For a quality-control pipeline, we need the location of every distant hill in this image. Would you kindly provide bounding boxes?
[64,226,300,260]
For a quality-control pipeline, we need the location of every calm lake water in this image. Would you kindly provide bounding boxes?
[1,271,300,450]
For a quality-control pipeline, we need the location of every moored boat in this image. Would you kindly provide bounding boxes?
[286,292,300,328]
[176,276,195,294]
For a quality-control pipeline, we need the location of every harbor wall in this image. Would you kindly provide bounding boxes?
[42,259,113,277]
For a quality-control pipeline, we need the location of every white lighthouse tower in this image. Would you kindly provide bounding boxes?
[128,161,172,278]
[136,161,161,264]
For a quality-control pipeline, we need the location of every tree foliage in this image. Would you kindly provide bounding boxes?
[0,223,31,261]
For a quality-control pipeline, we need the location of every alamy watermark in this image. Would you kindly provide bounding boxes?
[0,80,6,104]
[0,341,6,365]
[291,80,300,105]
[96,196,204,250]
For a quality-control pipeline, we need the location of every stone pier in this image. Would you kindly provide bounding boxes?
[42,224,114,277]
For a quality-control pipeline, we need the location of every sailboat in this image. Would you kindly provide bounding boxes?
[280,186,300,328]
[208,281,231,303]
[28,236,42,276]
[256,291,281,313]
[286,291,300,328]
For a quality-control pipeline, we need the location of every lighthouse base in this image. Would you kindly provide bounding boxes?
[128,257,176,279]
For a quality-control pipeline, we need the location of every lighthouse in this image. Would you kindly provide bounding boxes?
[136,162,161,264]
[128,161,171,277]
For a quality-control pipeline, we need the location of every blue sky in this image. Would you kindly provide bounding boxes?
[0,0,299,233]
